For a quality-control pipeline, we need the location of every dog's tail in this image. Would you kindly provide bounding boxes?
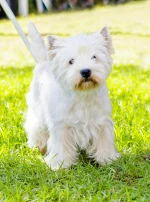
[28,22,47,62]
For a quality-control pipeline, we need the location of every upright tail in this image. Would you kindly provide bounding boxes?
[28,22,47,62]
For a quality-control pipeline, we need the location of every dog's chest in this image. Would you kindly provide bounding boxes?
[48,89,110,124]
[43,80,111,131]
[66,95,104,126]
[66,98,106,148]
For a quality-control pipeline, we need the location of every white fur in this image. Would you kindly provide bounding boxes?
[24,24,120,170]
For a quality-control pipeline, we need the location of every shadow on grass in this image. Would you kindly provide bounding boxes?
[0,147,150,201]
[1,30,150,38]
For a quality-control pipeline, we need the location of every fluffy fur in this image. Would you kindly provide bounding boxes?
[24,22,120,170]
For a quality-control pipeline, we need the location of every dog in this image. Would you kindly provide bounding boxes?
[24,22,120,170]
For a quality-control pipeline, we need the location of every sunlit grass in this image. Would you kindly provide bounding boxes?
[0,0,150,201]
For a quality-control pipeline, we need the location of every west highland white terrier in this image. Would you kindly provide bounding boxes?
[24,22,120,170]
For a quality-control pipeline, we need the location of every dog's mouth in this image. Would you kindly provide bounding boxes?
[84,78,91,82]
[74,76,100,91]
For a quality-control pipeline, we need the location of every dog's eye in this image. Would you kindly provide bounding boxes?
[92,55,97,59]
[69,59,74,65]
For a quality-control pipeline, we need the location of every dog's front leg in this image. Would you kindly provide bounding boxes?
[45,126,78,170]
[87,119,120,165]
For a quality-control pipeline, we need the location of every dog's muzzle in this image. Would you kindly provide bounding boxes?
[74,74,100,91]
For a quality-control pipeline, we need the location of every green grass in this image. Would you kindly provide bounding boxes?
[0,1,150,201]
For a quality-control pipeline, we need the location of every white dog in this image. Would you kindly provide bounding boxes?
[24,22,120,170]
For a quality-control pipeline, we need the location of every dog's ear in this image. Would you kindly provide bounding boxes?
[100,26,115,54]
[47,35,59,51]
[46,35,64,59]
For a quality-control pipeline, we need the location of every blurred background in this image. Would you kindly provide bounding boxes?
[0,0,149,69]
[0,0,142,17]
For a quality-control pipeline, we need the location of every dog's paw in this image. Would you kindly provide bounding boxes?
[97,152,120,165]
[45,154,60,171]
[45,153,72,171]
[47,163,61,171]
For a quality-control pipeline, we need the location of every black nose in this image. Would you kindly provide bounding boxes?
[80,69,91,78]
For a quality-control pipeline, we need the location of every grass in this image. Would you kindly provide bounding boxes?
[0,0,150,201]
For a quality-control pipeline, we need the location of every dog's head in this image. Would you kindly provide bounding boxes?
[47,26,114,91]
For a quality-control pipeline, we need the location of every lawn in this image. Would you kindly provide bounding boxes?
[0,0,150,201]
